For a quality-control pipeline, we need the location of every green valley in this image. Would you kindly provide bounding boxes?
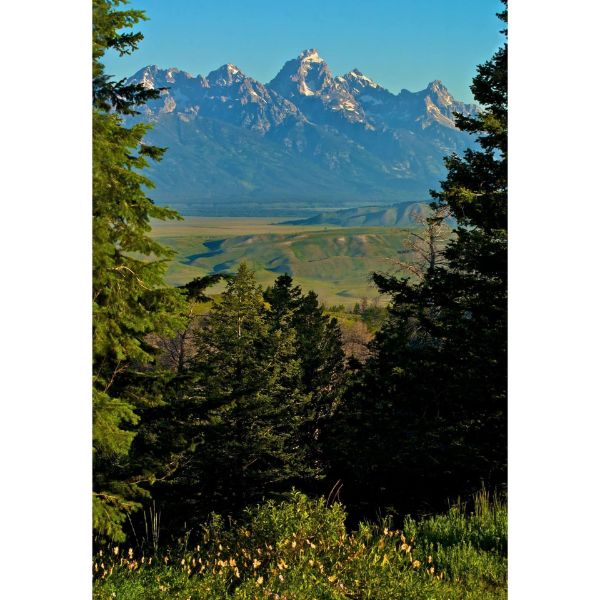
[151,217,418,306]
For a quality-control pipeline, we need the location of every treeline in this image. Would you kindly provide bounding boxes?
[93,0,507,548]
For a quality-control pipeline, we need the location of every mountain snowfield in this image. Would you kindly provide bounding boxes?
[127,49,477,215]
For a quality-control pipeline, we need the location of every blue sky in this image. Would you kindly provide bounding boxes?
[104,0,505,103]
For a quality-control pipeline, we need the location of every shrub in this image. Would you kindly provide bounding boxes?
[93,491,507,599]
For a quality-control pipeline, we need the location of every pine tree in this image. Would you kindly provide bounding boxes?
[92,0,185,541]
[329,2,507,516]
[150,265,317,527]
[264,275,346,494]
[264,275,345,405]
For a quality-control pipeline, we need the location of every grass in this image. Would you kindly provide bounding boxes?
[93,491,507,599]
[151,217,416,307]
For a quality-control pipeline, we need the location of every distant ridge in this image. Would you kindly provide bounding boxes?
[127,49,477,215]
[281,203,434,227]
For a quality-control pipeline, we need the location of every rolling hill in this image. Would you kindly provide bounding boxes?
[151,217,418,305]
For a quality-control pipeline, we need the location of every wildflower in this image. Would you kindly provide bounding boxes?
[128,548,133,558]
[113,546,119,556]
[328,575,337,583]
[257,576,264,585]
[279,574,284,582]
[412,560,421,569]
[291,540,297,549]
[253,559,261,568]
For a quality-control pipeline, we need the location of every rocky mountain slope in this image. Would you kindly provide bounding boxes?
[127,50,477,215]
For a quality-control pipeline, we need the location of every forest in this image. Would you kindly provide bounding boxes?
[92,0,507,596]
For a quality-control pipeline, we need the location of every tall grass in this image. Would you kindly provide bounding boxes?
[93,490,507,599]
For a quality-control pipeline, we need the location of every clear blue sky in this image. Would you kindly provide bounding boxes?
[104,0,505,103]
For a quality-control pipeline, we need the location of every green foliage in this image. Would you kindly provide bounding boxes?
[141,266,323,527]
[264,274,345,403]
[178,273,231,302]
[125,268,346,536]
[92,0,186,540]
[93,491,507,599]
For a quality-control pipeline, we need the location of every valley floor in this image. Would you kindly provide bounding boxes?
[151,217,416,307]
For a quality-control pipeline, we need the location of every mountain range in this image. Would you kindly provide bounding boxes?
[127,49,477,215]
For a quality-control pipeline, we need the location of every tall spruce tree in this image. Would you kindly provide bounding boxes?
[93,0,185,540]
[264,275,345,407]
[328,2,507,516]
[264,275,346,491]
[151,265,318,527]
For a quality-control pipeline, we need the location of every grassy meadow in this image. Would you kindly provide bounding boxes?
[151,217,417,307]
[93,491,507,599]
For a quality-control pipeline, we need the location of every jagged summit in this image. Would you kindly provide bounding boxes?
[268,49,334,98]
[348,69,367,78]
[344,69,381,89]
[426,80,449,95]
[206,63,246,86]
[422,80,458,112]
[131,65,194,89]
[298,48,324,63]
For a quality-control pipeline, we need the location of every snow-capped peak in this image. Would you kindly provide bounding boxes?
[424,80,454,106]
[347,69,379,88]
[207,63,246,86]
[298,48,323,63]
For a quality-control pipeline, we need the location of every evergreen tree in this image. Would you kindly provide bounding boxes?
[328,2,507,517]
[264,275,346,492]
[264,275,345,406]
[92,0,185,541]
[152,265,317,528]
